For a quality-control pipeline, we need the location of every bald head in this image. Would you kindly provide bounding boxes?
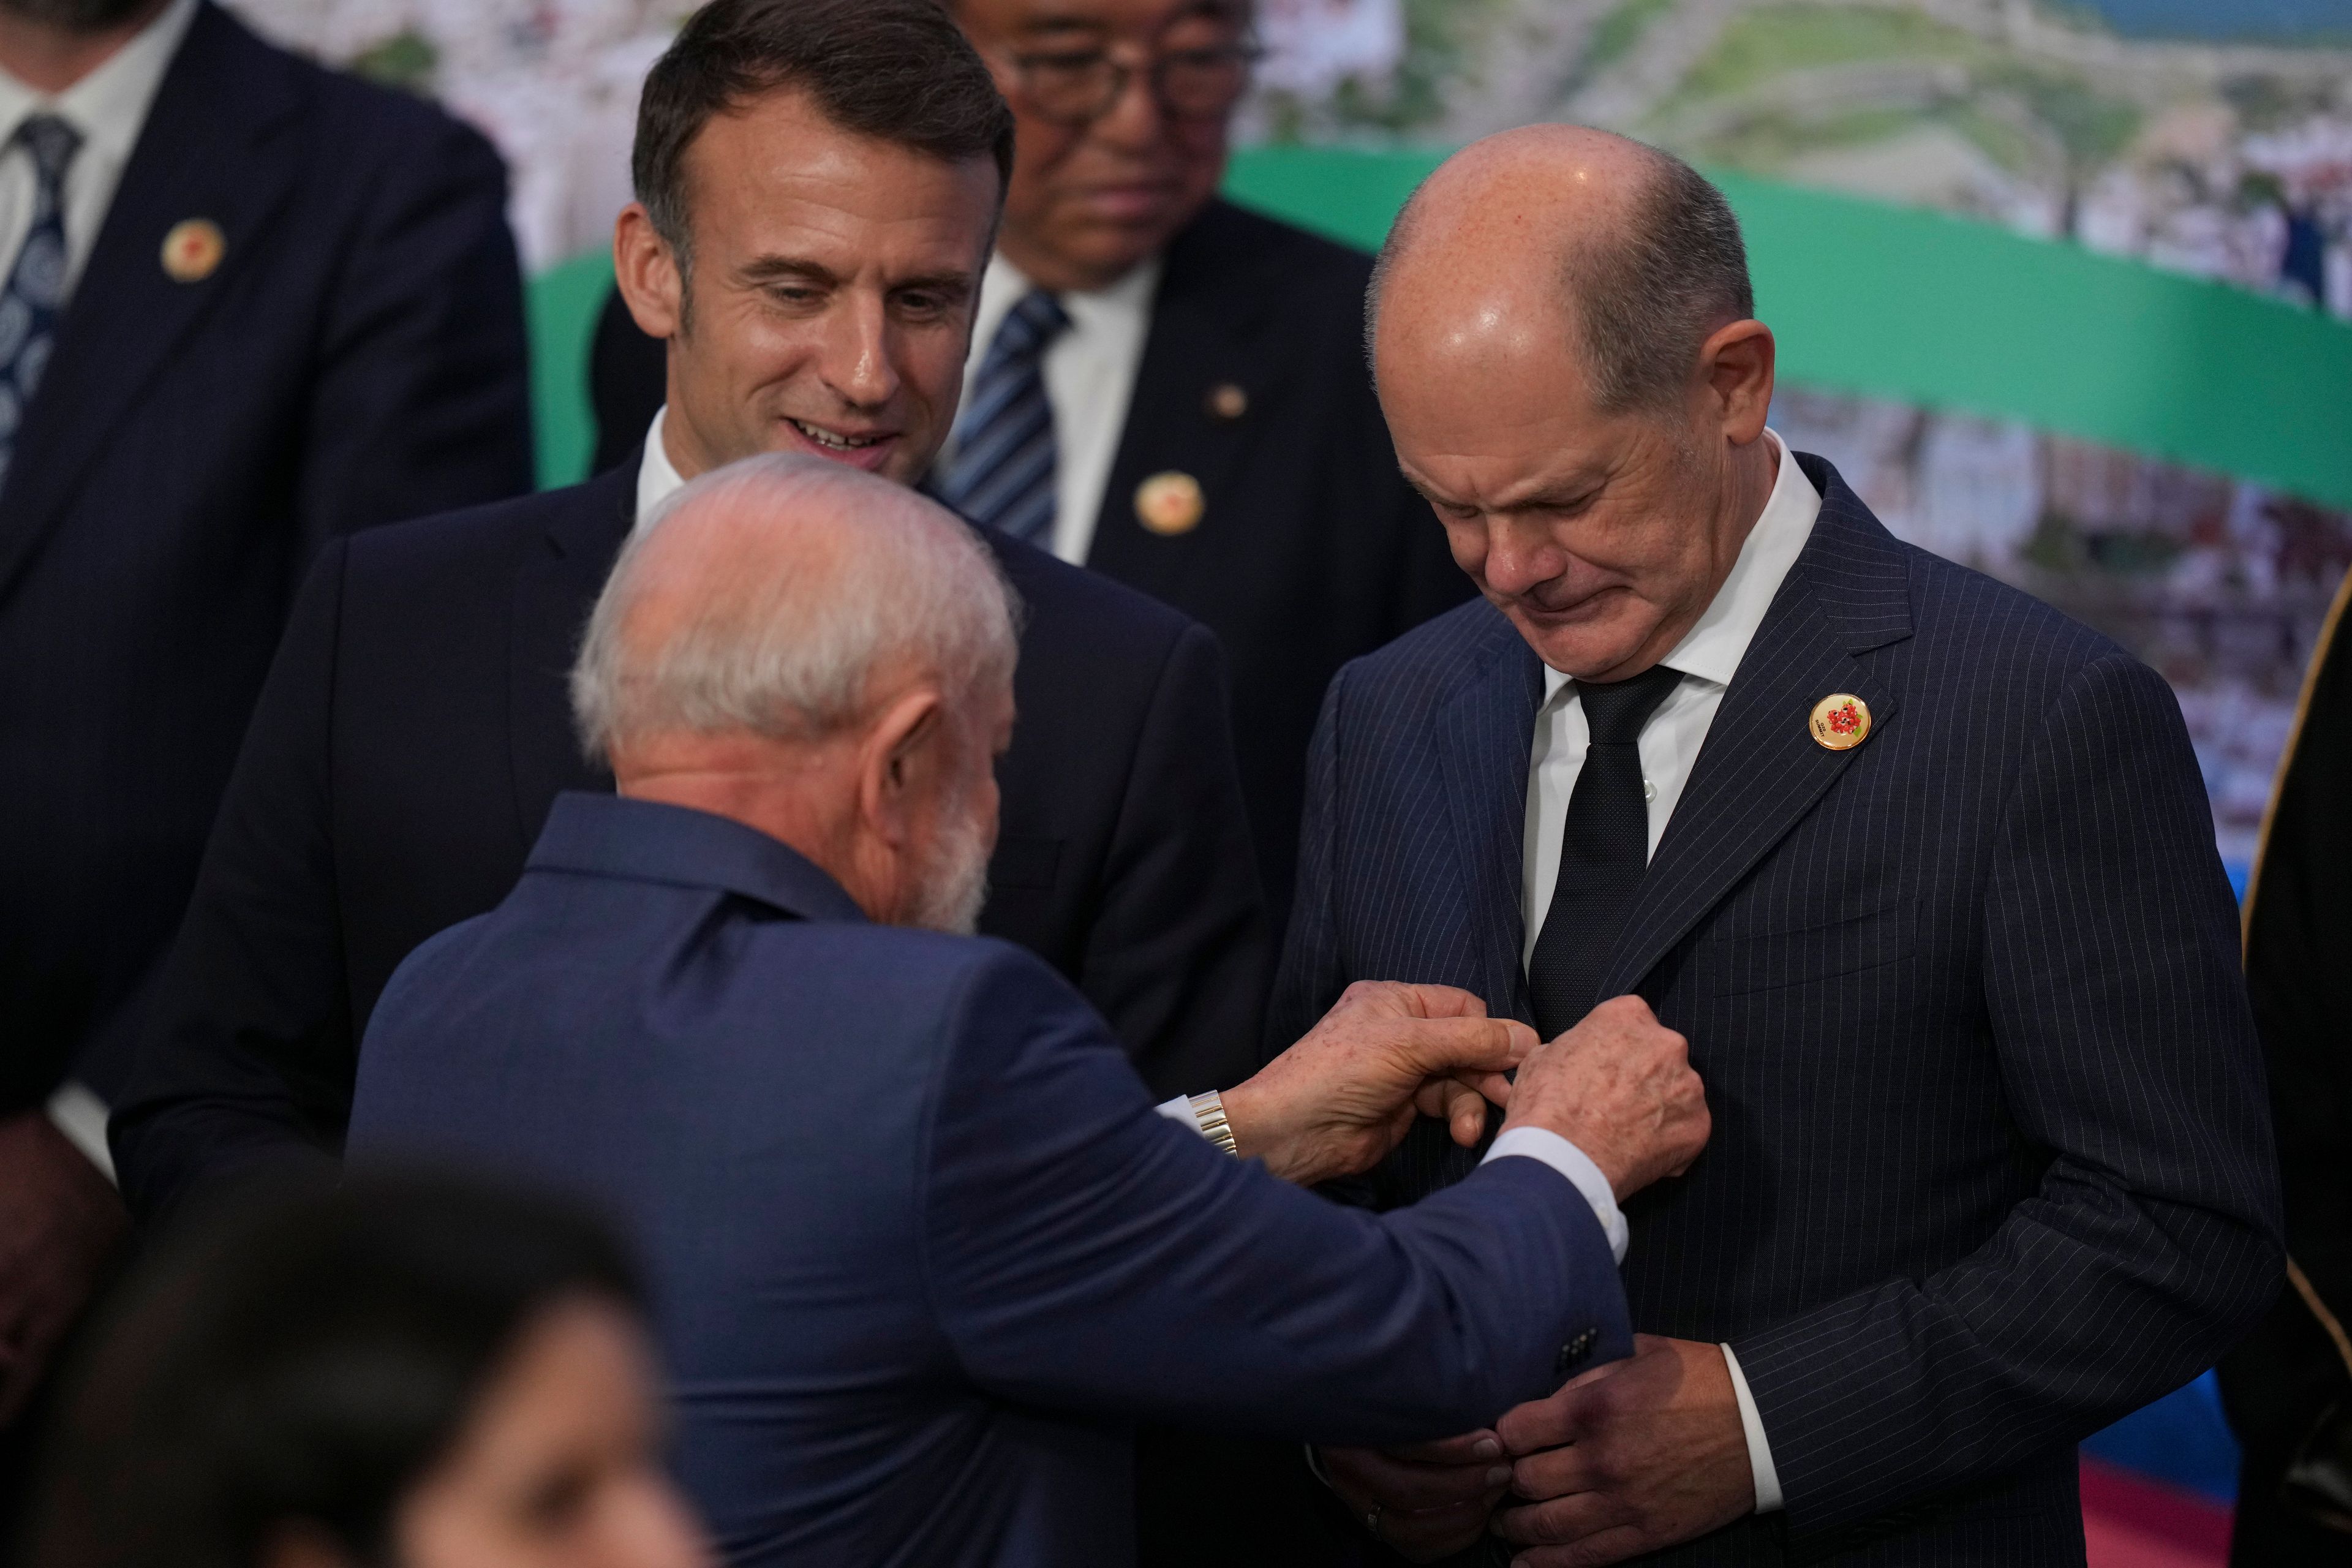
[1370,125,1751,415]
[573,453,1017,763]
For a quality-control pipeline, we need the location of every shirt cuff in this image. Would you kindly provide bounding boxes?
[45,1080,116,1188]
[1155,1094,1199,1129]
[1719,1341,1783,1513]
[1480,1126,1627,1264]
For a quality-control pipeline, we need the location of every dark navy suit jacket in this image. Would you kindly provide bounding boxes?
[110,461,1268,1219]
[0,2,532,1113]
[1273,457,2282,1564]
[344,792,1627,1568]
[589,200,1474,921]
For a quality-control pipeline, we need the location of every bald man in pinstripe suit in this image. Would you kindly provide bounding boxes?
[1275,128,2281,1567]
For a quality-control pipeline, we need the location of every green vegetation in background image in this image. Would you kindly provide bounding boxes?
[1648,4,2139,188]
[1562,0,1676,94]
[1268,0,1506,138]
[526,148,2352,512]
[347,27,437,94]
[1672,2,1978,102]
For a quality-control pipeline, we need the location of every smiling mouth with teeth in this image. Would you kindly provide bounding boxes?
[790,418,889,451]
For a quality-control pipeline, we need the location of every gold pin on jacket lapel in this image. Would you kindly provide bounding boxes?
[160,218,225,282]
[1135,470,1204,536]
[1809,693,1872,750]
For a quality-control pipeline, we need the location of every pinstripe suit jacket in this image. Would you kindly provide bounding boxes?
[1272,455,2283,1564]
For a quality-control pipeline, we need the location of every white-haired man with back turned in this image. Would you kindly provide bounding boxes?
[342,453,1709,1568]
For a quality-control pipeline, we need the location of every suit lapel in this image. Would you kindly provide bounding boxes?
[1085,202,1278,600]
[1438,609,1547,1019]
[0,4,304,592]
[508,466,634,845]
[1600,467,1915,998]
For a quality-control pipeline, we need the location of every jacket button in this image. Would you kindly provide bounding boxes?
[1555,1328,1598,1378]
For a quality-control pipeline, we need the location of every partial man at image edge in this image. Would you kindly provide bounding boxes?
[2218,563,2352,1567]
[589,0,1473,924]
[0,0,530,1474]
[110,0,1264,1232]
[1278,127,2281,1566]
[344,449,1712,1568]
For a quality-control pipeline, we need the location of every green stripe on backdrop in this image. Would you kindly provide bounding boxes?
[528,146,2352,507]
[527,247,616,492]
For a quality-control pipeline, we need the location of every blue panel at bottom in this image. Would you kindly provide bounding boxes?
[2081,1371,2240,1503]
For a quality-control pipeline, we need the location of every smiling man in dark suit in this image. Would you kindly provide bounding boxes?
[590,0,1472,922]
[0,0,529,1442]
[112,0,1265,1235]
[1278,126,2282,1565]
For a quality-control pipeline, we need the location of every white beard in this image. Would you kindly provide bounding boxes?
[908,799,992,937]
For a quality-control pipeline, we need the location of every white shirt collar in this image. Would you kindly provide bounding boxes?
[634,406,687,531]
[967,249,1161,374]
[1542,429,1821,701]
[0,0,198,164]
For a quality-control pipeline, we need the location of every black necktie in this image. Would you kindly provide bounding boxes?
[1526,664,1683,1041]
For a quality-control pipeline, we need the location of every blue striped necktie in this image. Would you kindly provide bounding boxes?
[936,289,1069,544]
[0,114,81,491]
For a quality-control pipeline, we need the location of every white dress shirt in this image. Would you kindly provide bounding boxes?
[949,251,1159,567]
[1150,1097,1627,1263]
[0,0,197,306]
[13,0,198,1183]
[1518,429,1820,1513]
[636,405,685,529]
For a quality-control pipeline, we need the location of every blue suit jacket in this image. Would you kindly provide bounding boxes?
[0,1,531,1112]
[1273,456,2283,1563]
[345,793,1627,1568]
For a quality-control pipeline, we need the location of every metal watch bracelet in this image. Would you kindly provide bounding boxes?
[1187,1090,1240,1158]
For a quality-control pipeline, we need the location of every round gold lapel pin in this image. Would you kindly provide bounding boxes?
[161,218,225,283]
[1204,382,1248,423]
[1808,693,1872,750]
[1135,471,1204,537]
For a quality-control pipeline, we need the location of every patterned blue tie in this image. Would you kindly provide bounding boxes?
[0,115,81,491]
[936,290,1069,544]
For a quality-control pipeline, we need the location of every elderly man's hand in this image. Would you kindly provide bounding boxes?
[1220,981,1533,1186]
[1317,1430,1514,1561]
[1490,1335,1754,1566]
[0,1109,127,1428]
[1502,997,1708,1200]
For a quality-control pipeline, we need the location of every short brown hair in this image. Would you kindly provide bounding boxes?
[633,0,1016,271]
[1564,148,1754,412]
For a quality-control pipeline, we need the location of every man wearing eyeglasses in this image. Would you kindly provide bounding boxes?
[589,0,1471,931]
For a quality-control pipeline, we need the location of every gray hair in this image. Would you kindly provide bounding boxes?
[1368,132,1754,415]
[571,453,1019,763]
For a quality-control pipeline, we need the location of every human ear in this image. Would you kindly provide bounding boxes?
[1697,318,1776,445]
[612,203,687,343]
[858,688,949,850]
